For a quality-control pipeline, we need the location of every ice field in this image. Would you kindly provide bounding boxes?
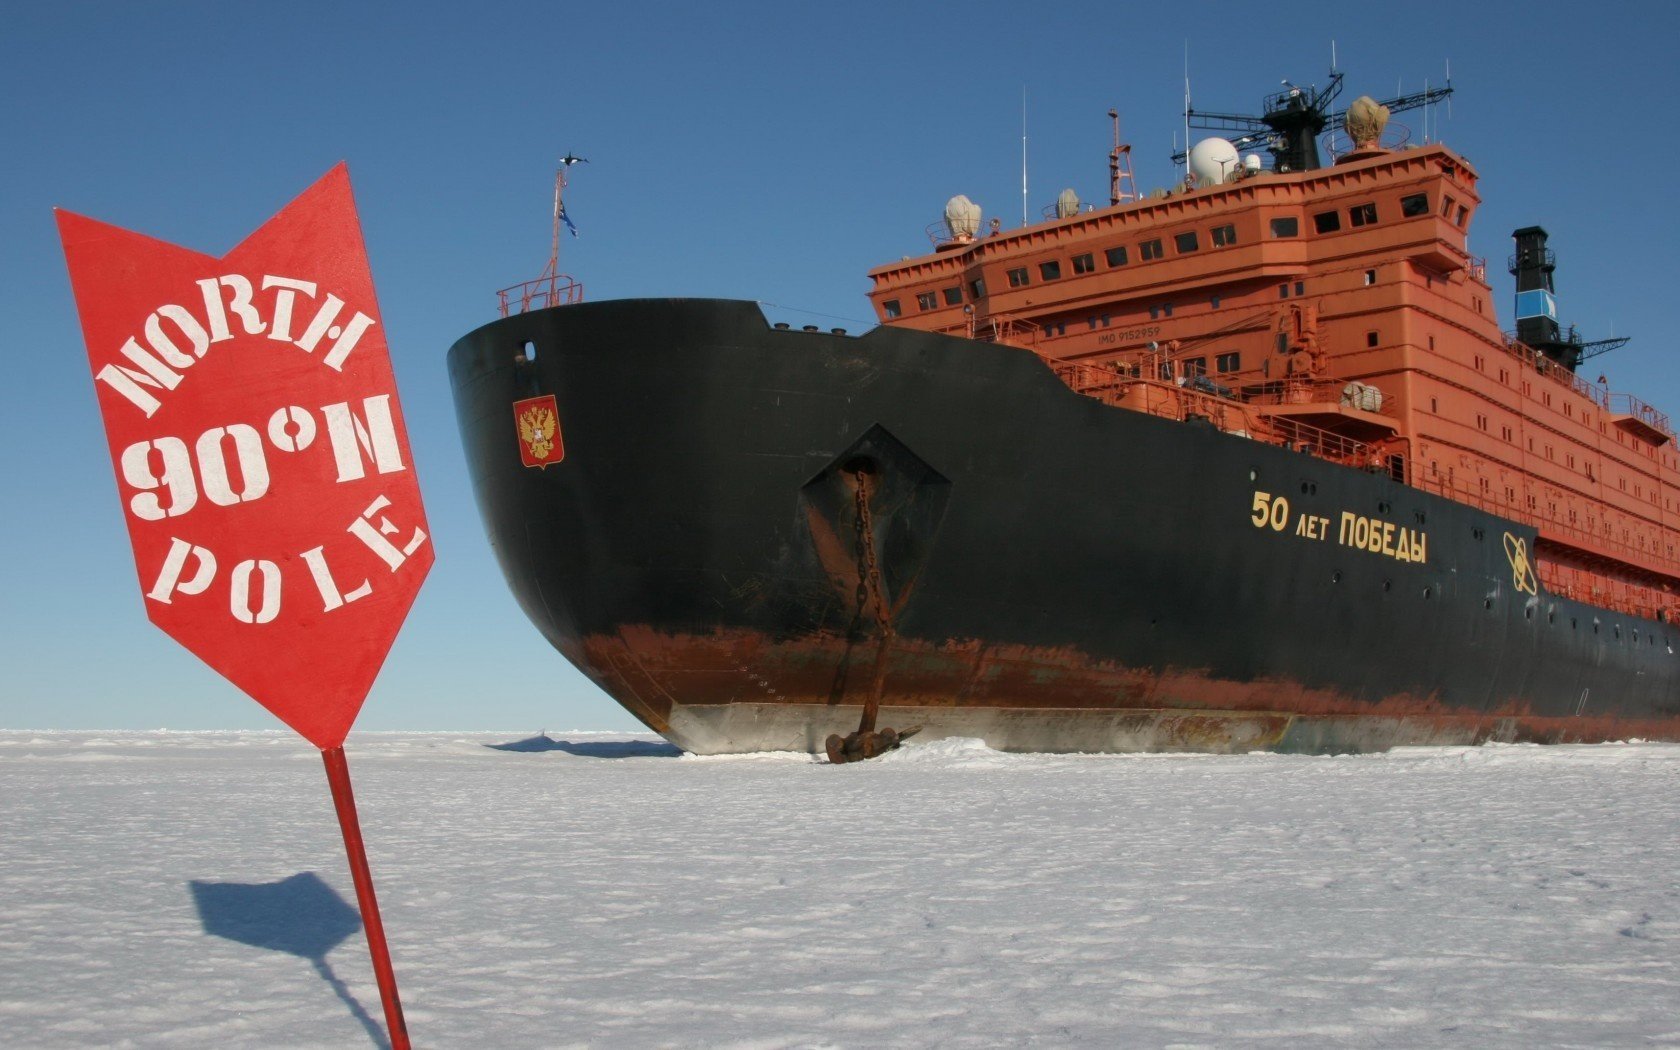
[2,730,1677,1047]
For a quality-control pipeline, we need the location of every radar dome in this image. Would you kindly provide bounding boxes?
[1188,137,1240,188]
[944,195,982,240]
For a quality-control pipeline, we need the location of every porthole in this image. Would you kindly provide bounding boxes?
[521,341,537,362]
[1331,571,1343,584]
[1524,606,1533,620]
[1378,500,1392,514]
[1473,527,1485,540]
[1249,468,1258,482]
[1422,586,1432,600]
[1383,579,1393,593]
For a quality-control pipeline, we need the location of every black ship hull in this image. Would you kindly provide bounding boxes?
[448,299,1680,754]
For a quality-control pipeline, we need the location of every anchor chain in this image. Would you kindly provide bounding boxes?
[827,467,909,763]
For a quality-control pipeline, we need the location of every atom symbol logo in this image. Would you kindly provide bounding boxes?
[1503,532,1538,595]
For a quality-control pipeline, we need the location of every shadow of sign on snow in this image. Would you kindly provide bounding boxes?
[188,871,388,1049]
[484,733,682,758]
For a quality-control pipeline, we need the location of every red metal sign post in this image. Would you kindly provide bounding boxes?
[58,166,429,1049]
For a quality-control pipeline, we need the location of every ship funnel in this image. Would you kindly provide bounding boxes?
[1510,226,1559,351]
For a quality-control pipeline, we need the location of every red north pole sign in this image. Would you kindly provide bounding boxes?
[56,165,432,749]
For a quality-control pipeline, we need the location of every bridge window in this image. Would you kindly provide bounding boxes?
[970,278,986,298]
[1175,231,1200,253]
[1270,217,1299,237]
[1216,351,1241,373]
[883,299,901,319]
[1349,202,1378,227]
[1007,267,1029,287]
[1105,245,1129,267]
[916,292,937,311]
[1039,260,1062,281]
[942,286,963,306]
[1212,223,1237,247]
[1072,253,1095,274]
[1313,210,1341,234]
[1140,238,1164,260]
[1401,192,1430,217]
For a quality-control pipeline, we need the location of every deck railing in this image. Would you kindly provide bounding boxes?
[497,275,583,317]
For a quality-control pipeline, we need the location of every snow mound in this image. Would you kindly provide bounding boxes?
[877,735,1010,764]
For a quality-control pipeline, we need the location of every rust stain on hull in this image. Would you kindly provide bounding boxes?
[583,626,1680,754]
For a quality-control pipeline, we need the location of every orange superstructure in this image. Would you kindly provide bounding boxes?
[867,138,1680,624]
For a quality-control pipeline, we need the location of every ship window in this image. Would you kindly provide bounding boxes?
[1270,216,1299,237]
[1007,267,1029,287]
[1279,283,1290,299]
[1295,281,1304,296]
[942,286,963,306]
[1430,398,1438,413]
[1401,192,1430,217]
[1088,316,1098,330]
[1313,210,1341,234]
[1216,351,1241,373]
[522,341,536,361]
[1073,252,1095,274]
[1175,231,1200,253]
[1039,260,1062,281]
[1212,223,1237,247]
[970,278,986,299]
[883,299,901,319]
[1366,331,1379,347]
[1210,294,1221,309]
[1105,245,1129,267]
[1456,205,1469,227]
[1150,305,1159,320]
[1364,269,1376,285]
[1184,357,1207,377]
[1140,238,1164,260]
[1442,195,1456,217]
[916,291,938,311]
[1163,302,1174,316]
[1349,202,1378,227]
[1102,314,1111,326]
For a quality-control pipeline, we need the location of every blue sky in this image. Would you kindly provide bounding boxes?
[4,2,1676,732]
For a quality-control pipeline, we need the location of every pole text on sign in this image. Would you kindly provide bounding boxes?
[1250,490,1427,564]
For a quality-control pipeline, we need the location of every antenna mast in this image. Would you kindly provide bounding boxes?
[1021,87,1029,227]
[1108,110,1138,206]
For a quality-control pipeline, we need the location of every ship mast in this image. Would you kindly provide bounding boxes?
[496,153,588,317]
[1108,109,1138,206]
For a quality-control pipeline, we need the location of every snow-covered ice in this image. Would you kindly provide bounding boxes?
[2,730,1677,1048]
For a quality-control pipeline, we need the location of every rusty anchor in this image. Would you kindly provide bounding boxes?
[826,463,914,764]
